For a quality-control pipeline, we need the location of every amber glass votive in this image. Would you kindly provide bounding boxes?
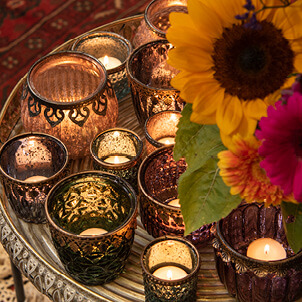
[21,51,118,159]
[213,202,302,302]
[72,32,132,100]
[141,236,200,302]
[90,128,143,191]
[0,133,68,223]
[138,146,215,246]
[127,40,184,127]
[45,171,137,285]
[133,0,188,48]
[145,110,181,154]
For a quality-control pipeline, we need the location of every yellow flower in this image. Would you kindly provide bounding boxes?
[167,0,302,148]
[217,134,294,206]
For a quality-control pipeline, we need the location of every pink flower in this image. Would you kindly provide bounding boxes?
[256,79,302,202]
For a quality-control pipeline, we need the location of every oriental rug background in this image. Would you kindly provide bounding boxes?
[0,0,150,109]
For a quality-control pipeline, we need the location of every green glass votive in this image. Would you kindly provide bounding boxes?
[45,171,137,285]
[141,236,200,302]
[90,128,143,192]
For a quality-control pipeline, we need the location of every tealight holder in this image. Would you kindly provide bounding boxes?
[133,0,188,48]
[138,145,215,247]
[0,133,68,223]
[126,39,184,127]
[213,202,302,302]
[20,51,118,159]
[141,236,200,302]
[144,110,181,154]
[72,31,132,100]
[45,171,137,285]
[90,128,143,192]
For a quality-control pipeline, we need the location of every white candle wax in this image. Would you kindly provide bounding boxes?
[247,238,287,261]
[157,136,175,145]
[153,265,187,280]
[104,155,130,164]
[24,175,48,182]
[98,55,122,70]
[167,198,180,208]
[80,228,108,236]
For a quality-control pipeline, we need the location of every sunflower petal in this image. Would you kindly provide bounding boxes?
[242,99,268,120]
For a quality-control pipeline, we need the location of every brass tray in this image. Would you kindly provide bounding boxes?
[0,15,234,301]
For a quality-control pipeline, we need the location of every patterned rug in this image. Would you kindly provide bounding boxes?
[0,0,150,109]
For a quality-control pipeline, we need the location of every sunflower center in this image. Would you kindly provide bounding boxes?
[239,46,266,73]
[212,21,294,101]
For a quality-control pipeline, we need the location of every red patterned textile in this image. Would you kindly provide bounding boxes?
[0,0,149,108]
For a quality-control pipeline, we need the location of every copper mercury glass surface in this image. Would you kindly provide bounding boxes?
[20,51,118,159]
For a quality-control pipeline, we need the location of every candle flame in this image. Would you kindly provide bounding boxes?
[167,270,173,280]
[113,156,120,164]
[113,131,120,138]
[104,55,109,68]
[264,244,270,255]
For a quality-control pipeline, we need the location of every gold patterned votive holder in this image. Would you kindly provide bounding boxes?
[133,0,188,48]
[90,128,143,192]
[20,51,118,159]
[0,133,68,223]
[138,145,215,247]
[45,171,137,285]
[144,110,181,154]
[126,39,184,127]
[141,236,200,302]
[72,31,132,100]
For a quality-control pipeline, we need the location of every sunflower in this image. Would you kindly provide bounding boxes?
[167,0,302,147]
[217,134,293,206]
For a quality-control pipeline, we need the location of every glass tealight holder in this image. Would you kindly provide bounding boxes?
[90,128,143,192]
[0,133,68,223]
[213,202,302,302]
[20,51,118,159]
[45,171,137,285]
[72,31,132,100]
[141,236,200,302]
[138,145,215,247]
[126,39,184,127]
[145,110,181,154]
[133,0,188,48]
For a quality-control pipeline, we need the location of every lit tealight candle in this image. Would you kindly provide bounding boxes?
[98,55,122,70]
[167,198,180,208]
[247,238,287,261]
[24,175,48,182]
[103,155,130,164]
[80,228,108,236]
[153,266,187,280]
[157,136,175,145]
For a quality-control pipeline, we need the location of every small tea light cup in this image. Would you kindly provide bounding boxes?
[72,31,132,100]
[90,128,143,192]
[126,39,184,127]
[45,171,137,285]
[141,236,200,302]
[0,133,68,223]
[144,110,181,154]
[138,145,215,247]
[133,0,188,48]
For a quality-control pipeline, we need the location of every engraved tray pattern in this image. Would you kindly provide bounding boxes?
[0,15,234,301]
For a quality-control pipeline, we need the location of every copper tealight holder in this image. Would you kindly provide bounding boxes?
[45,171,137,285]
[141,236,200,302]
[72,31,132,100]
[127,39,184,127]
[90,128,143,192]
[144,110,181,154]
[20,51,118,159]
[138,145,215,247]
[0,133,68,223]
[133,0,188,48]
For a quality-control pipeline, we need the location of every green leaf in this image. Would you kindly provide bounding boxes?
[174,103,241,234]
[281,201,302,253]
